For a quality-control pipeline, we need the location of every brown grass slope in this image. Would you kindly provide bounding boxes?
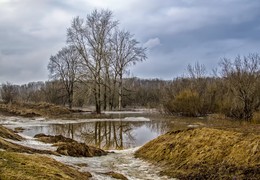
[135,128,260,179]
[0,102,71,117]
[0,125,24,141]
[0,151,91,180]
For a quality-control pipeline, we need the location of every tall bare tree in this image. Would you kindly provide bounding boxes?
[48,45,80,109]
[110,30,147,110]
[67,9,118,114]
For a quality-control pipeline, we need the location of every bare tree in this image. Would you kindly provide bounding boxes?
[48,45,81,109]
[220,53,260,121]
[67,9,146,112]
[67,9,117,114]
[110,30,147,110]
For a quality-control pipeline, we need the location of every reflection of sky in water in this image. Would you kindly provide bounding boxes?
[24,126,52,137]
[131,125,159,146]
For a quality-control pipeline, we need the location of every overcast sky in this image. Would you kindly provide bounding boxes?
[1,0,260,84]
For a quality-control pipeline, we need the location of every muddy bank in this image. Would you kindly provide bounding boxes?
[135,128,260,179]
[0,102,119,119]
[0,102,71,117]
[0,138,58,155]
[103,171,128,180]
[0,125,24,141]
[0,125,57,155]
[35,134,107,157]
[0,125,94,179]
[0,125,107,157]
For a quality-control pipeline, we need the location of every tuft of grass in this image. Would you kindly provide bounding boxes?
[0,151,91,180]
[103,171,128,180]
[135,128,260,179]
[0,125,23,141]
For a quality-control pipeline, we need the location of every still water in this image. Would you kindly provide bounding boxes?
[1,112,250,150]
[12,115,172,150]
[1,112,237,150]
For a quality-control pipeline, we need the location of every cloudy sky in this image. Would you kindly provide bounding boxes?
[1,0,260,84]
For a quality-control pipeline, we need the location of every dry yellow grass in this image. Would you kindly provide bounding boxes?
[0,151,91,180]
[0,102,71,117]
[0,125,23,141]
[0,125,91,179]
[135,128,260,179]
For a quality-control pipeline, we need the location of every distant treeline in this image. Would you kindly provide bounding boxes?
[1,53,260,121]
[0,78,165,110]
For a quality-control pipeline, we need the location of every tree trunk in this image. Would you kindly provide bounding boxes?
[113,123,118,149]
[243,98,253,121]
[68,90,73,109]
[94,87,100,114]
[97,83,101,114]
[103,84,107,111]
[119,121,123,149]
[94,122,97,146]
[118,73,123,111]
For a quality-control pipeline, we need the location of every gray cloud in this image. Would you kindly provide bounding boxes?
[144,38,161,49]
[1,0,260,84]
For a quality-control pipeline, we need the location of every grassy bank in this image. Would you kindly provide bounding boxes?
[0,151,91,180]
[0,102,71,117]
[0,102,119,119]
[0,125,23,140]
[0,125,57,155]
[135,128,260,179]
[0,125,92,179]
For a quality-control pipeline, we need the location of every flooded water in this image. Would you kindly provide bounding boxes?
[0,113,178,179]
[1,113,175,150]
[1,113,248,150]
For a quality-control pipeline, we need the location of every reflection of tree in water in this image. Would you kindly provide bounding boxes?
[83,121,136,150]
[42,117,174,150]
[145,120,173,135]
[46,121,136,149]
[80,120,172,149]
[47,123,82,140]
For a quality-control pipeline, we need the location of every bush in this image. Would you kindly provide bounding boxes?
[164,89,201,116]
